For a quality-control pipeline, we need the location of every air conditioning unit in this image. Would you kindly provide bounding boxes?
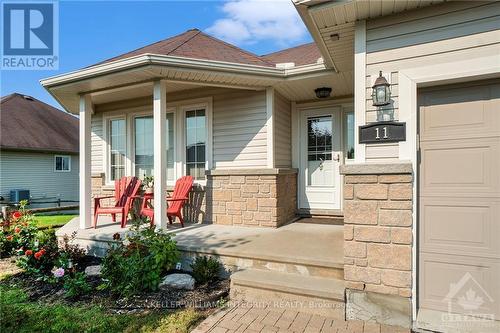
[10,189,30,203]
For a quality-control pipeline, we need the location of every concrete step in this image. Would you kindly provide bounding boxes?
[181,250,344,280]
[295,216,344,225]
[230,269,346,318]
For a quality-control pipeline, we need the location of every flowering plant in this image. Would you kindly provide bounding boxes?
[0,200,38,258]
[53,267,65,278]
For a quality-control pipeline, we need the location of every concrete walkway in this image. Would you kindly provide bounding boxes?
[192,303,411,333]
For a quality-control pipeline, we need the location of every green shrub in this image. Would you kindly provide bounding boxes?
[63,272,91,298]
[101,227,178,296]
[190,256,221,285]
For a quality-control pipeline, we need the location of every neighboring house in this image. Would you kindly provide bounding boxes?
[41,1,500,331]
[0,93,79,208]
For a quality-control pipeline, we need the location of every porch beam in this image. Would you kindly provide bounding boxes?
[153,80,168,229]
[79,95,92,229]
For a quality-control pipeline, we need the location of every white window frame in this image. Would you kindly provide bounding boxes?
[343,107,355,163]
[103,114,128,185]
[102,97,212,186]
[54,155,71,172]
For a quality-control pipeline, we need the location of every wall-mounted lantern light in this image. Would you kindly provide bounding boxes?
[371,71,391,106]
[315,87,332,99]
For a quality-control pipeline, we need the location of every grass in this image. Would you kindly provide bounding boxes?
[0,284,203,333]
[33,214,77,229]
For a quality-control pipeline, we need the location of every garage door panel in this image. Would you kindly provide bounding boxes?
[419,253,500,316]
[420,137,500,196]
[420,83,500,141]
[419,80,500,319]
[420,197,500,257]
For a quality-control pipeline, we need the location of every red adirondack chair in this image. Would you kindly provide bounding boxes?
[167,176,194,227]
[138,176,193,227]
[93,176,141,228]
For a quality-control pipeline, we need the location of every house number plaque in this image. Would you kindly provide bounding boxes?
[359,121,406,144]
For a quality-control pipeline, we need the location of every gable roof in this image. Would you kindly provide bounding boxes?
[261,42,322,66]
[98,28,275,67]
[0,93,79,154]
[94,29,320,69]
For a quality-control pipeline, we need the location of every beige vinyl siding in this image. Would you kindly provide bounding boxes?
[91,112,104,174]
[213,90,267,169]
[90,88,269,173]
[364,1,500,161]
[273,91,292,168]
[0,151,79,202]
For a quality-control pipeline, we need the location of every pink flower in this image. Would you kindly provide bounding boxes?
[53,267,65,278]
[12,211,22,220]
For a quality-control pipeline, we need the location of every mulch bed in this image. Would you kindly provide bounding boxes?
[0,256,230,314]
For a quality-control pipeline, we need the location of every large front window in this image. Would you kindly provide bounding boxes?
[185,109,206,180]
[109,119,126,181]
[106,102,209,184]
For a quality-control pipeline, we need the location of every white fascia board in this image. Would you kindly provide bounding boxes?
[40,54,285,88]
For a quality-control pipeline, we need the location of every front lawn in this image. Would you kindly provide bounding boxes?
[33,214,77,229]
[0,284,202,333]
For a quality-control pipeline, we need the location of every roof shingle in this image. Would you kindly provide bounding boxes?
[0,93,79,153]
[94,29,321,68]
[261,42,322,67]
[98,29,275,67]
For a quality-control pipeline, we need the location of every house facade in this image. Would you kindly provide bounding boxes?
[42,1,499,331]
[0,94,79,208]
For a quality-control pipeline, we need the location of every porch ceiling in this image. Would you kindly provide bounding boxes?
[294,0,445,71]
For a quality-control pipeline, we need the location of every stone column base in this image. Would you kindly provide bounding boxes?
[206,168,297,227]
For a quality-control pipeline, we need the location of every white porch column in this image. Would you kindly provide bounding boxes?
[79,95,92,229]
[153,81,167,229]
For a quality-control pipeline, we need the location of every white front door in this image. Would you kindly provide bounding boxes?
[299,107,342,210]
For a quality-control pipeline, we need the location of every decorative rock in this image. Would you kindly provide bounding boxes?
[159,273,195,290]
[84,265,102,277]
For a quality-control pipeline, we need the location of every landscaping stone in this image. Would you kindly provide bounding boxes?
[84,265,102,277]
[159,273,195,290]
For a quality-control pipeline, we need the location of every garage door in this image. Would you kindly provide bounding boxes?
[418,80,500,320]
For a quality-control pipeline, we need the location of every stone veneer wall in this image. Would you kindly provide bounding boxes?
[205,169,297,227]
[340,163,414,327]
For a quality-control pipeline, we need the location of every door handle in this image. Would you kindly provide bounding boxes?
[333,153,340,162]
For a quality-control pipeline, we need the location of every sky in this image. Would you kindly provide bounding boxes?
[1,0,312,109]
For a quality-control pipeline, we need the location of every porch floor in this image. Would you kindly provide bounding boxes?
[56,218,344,268]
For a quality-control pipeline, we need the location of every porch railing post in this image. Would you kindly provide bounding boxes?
[153,80,168,229]
[79,95,92,229]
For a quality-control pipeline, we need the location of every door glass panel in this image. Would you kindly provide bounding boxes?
[307,115,334,186]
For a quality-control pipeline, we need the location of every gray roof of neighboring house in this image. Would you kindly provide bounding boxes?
[0,93,79,154]
[94,28,321,68]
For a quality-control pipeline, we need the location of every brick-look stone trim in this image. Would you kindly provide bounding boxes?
[205,169,297,227]
[341,169,413,298]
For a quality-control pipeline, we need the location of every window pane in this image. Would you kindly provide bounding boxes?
[185,109,206,180]
[55,157,62,170]
[345,112,355,159]
[135,116,154,179]
[166,113,175,181]
[110,119,126,181]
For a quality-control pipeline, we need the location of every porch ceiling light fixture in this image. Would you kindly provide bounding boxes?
[372,71,391,106]
[315,87,332,99]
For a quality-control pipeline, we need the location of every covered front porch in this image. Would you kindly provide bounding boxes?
[57,216,344,279]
